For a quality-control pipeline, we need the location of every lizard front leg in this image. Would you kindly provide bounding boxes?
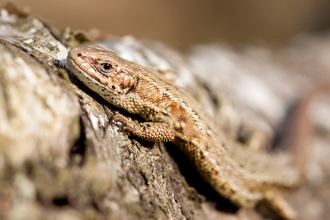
[112,114,175,143]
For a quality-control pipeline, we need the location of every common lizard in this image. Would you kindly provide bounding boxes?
[67,45,327,219]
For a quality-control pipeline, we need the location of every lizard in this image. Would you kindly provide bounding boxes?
[67,45,328,220]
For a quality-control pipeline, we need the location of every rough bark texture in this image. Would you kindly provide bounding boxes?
[0,5,329,220]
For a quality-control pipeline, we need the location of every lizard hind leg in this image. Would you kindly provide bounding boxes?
[262,190,297,220]
[112,114,175,143]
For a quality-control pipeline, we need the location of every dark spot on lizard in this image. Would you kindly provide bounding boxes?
[191,110,199,122]
[229,188,236,194]
[146,124,151,128]
[125,75,139,95]
[166,81,173,86]
[125,86,134,94]
[178,115,187,123]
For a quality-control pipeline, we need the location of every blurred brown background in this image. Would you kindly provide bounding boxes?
[5,0,330,47]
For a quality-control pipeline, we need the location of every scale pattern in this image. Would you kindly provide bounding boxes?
[67,45,302,219]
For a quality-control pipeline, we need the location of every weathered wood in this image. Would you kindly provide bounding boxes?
[0,4,329,220]
[0,7,206,220]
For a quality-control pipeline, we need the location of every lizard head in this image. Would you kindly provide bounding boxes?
[67,45,138,100]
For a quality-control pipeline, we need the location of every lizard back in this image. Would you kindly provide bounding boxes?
[67,45,300,214]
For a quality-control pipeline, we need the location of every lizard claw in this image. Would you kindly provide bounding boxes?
[111,113,132,132]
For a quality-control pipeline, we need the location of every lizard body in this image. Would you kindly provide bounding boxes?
[67,45,308,219]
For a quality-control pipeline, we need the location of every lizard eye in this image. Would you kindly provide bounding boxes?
[100,63,113,73]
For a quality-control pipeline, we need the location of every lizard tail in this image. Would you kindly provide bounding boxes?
[279,80,330,181]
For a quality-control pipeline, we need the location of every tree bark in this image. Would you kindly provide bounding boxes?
[0,4,330,220]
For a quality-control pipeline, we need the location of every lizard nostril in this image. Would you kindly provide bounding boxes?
[77,53,82,57]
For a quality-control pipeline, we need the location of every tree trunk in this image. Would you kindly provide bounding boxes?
[0,4,330,220]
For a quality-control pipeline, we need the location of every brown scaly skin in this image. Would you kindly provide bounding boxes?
[67,45,305,219]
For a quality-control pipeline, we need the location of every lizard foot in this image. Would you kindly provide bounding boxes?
[112,114,175,142]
